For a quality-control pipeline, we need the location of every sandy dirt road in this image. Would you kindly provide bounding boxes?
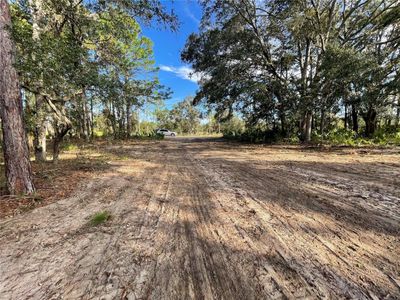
[0,137,399,299]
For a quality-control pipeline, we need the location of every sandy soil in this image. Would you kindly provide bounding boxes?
[0,137,399,299]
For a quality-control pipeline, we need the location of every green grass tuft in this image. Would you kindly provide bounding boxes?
[90,211,111,226]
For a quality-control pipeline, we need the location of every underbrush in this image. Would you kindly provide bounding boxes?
[223,127,400,146]
[130,133,164,140]
[224,128,283,143]
[312,128,400,146]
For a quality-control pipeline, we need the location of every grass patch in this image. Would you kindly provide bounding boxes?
[62,142,80,151]
[90,211,111,226]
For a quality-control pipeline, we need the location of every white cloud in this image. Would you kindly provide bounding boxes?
[184,2,200,25]
[159,65,174,72]
[159,65,203,83]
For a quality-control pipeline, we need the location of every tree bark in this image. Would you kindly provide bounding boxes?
[52,123,71,163]
[320,108,325,135]
[0,0,35,194]
[126,100,132,139]
[81,89,90,142]
[351,104,358,133]
[90,96,94,139]
[42,96,72,163]
[279,112,287,137]
[33,93,47,161]
[396,96,400,127]
[30,0,47,161]
[302,111,313,142]
[362,107,377,137]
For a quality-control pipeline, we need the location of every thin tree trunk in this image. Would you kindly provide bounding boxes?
[352,104,358,133]
[90,97,94,139]
[30,0,47,161]
[34,120,47,161]
[320,108,325,135]
[344,104,348,130]
[52,124,71,163]
[137,110,141,135]
[126,100,131,139]
[42,96,72,163]
[81,89,89,142]
[302,111,313,142]
[0,0,35,194]
[396,96,400,127]
[33,93,47,161]
[280,112,286,137]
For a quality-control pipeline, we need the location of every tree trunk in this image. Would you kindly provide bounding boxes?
[90,97,94,139]
[396,96,400,127]
[137,111,141,135]
[42,96,72,163]
[81,90,90,142]
[34,120,47,161]
[351,104,358,133]
[362,107,377,137]
[320,108,325,135]
[0,0,35,194]
[344,104,348,130]
[126,100,131,139]
[280,112,287,137]
[302,111,313,142]
[30,0,47,161]
[33,93,47,161]
[52,124,71,163]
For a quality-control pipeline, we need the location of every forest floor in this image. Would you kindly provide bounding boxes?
[0,137,399,299]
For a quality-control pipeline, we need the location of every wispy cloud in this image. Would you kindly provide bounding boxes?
[159,65,202,83]
[184,2,200,25]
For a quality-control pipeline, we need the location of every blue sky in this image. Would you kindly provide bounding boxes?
[141,1,202,109]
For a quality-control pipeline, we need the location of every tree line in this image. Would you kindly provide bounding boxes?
[0,0,177,194]
[182,0,400,142]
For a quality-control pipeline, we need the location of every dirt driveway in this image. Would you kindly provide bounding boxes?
[0,138,399,299]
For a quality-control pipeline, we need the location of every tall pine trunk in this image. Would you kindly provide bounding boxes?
[0,0,35,194]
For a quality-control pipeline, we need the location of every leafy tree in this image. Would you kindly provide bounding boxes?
[155,97,202,134]
[183,0,399,141]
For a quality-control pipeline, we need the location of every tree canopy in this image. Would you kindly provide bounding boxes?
[0,0,177,193]
[182,0,400,141]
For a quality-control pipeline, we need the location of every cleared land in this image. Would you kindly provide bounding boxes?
[0,138,399,299]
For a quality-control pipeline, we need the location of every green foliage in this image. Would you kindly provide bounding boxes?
[371,127,400,145]
[90,211,111,226]
[311,127,400,146]
[319,129,358,146]
[10,0,176,147]
[220,116,245,137]
[182,0,399,143]
[155,97,201,134]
